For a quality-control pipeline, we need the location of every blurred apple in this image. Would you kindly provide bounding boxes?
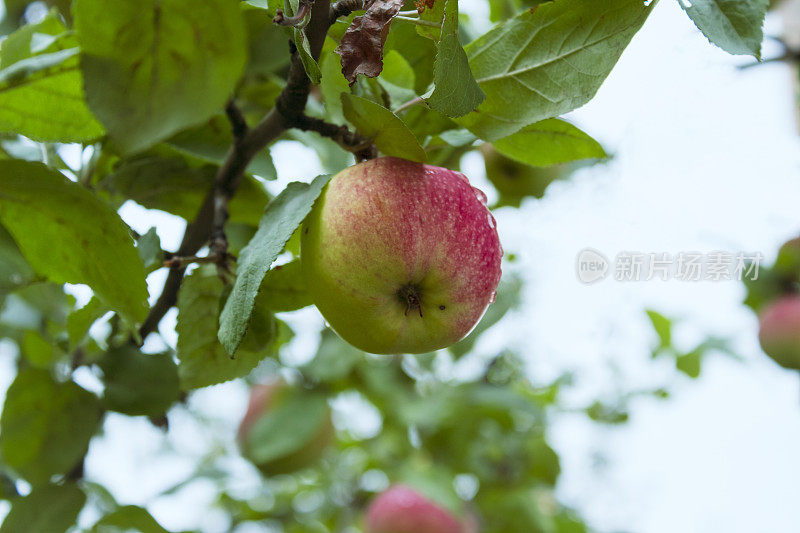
[301,157,502,354]
[365,484,477,533]
[759,295,800,370]
[237,382,333,474]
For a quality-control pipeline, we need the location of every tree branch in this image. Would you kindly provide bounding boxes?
[294,113,377,160]
[138,0,336,341]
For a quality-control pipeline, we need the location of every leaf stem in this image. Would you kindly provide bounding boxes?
[394,96,424,113]
[393,15,440,27]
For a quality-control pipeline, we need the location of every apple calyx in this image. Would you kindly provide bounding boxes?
[397,283,424,317]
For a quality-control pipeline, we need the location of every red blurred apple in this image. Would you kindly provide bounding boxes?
[301,157,502,354]
[365,485,476,533]
[237,382,333,474]
[759,295,800,370]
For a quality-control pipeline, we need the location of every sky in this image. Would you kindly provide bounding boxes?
[4,1,800,532]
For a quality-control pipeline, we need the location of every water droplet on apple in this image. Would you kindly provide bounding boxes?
[488,290,497,304]
[472,186,487,205]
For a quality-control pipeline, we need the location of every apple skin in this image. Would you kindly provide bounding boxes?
[759,295,800,370]
[301,157,502,355]
[364,485,473,533]
[237,382,333,475]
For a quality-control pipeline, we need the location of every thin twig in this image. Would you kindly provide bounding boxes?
[294,113,377,160]
[163,254,228,269]
[738,52,800,69]
[274,0,311,26]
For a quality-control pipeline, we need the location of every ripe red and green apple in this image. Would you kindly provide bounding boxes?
[301,157,503,354]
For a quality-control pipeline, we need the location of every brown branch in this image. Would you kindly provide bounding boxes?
[138,0,336,342]
[294,113,377,161]
[329,0,364,23]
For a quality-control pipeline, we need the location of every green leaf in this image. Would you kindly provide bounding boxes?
[0,12,103,142]
[102,156,271,226]
[0,223,34,296]
[21,330,60,368]
[679,0,768,58]
[0,369,102,485]
[90,505,169,533]
[177,267,276,389]
[74,0,247,154]
[416,0,445,40]
[257,260,313,312]
[449,276,522,358]
[320,53,349,124]
[67,297,108,350]
[458,0,656,140]
[99,345,179,416]
[0,483,85,533]
[164,115,278,180]
[379,50,417,105]
[0,161,149,327]
[341,93,426,161]
[646,309,672,351]
[294,27,322,85]
[676,348,702,378]
[385,21,435,94]
[302,328,363,383]
[218,175,330,355]
[137,227,163,273]
[244,388,329,465]
[491,118,606,167]
[91,505,170,533]
[426,0,484,118]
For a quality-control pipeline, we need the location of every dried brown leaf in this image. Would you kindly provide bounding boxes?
[335,0,405,86]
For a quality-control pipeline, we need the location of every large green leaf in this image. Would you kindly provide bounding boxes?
[0,369,102,485]
[257,259,313,312]
[458,0,656,141]
[74,0,247,154]
[90,505,170,533]
[341,93,426,161]
[0,483,85,533]
[679,0,768,58]
[99,345,179,416]
[177,267,277,389]
[0,161,149,326]
[426,0,484,118]
[164,115,278,180]
[0,12,103,142]
[491,119,606,167]
[218,175,329,355]
[0,223,34,296]
[320,53,349,125]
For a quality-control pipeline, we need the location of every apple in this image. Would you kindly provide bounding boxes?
[237,382,333,474]
[758,295,800,370]
[301,157,502,354]
[365,485,475,533]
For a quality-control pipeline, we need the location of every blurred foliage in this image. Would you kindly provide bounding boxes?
[0,0,765,530]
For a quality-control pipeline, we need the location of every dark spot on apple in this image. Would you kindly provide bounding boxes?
[439,305,446,311]
[304,227,309,234]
